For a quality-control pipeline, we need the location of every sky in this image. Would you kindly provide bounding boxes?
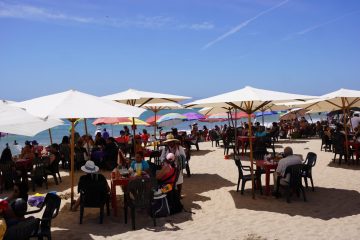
[0,0,359,102]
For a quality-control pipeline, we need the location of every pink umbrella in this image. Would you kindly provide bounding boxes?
[145,115,163,126]
[93,117,131,125]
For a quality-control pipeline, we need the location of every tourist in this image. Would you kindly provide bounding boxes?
[129,151,150,175]
[102,128,110,140]
[0,146,12,164]
[156,153,177,186]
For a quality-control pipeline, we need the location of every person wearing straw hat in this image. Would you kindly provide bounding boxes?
[160,134,186,197]
[71,160,109,211]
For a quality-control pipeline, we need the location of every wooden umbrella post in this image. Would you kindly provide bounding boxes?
[247,102,255,199]
[132,117,136,157]
[48,129,53,145]
[341,98,350,162]
[70,118,76,208]
[153,110,157,150]
[83,118,90,156]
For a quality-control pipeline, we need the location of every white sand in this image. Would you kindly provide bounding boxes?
[2,139,360,240]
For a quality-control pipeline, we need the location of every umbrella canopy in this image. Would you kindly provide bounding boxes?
[145,115,163,126]
[231,112,255,119]
[14,89,145,207]
[0,100,63,137]
[183,112,205,121]
[157,113,187,127]
[141,102,184,111]
[103,89,191,106]
[199,106,233,115]
[199,116,227,123]
[93,117,149,126]
[255,111,278,117]
[15,89,145,119]
[280,108,309,121]
[186,85,315,199]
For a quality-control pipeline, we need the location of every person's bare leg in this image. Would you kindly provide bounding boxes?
[72,197,80,211]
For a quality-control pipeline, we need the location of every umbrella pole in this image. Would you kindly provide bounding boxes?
[132,117,136,157]
[262,111,265,126]
[83,118,90,155]
[48,129,53,145]
[342,98,350,162]
[234,108,238,153]
[247,103,255,199]
[154,111,157,150]
[70,119,76,208]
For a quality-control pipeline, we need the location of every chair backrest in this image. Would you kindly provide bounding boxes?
[285,164,303,189]
[127,177,153,208]
[80,174,108,207]
[332,132,345,153]
[304,152,317,167]
[32,158,46,176]
[4,217,40,240]
[233,155,245,178]
[39,193,61,231]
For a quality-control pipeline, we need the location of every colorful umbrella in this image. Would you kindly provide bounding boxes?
[157,113,187,127]
[183,112,205,121]
[145,115,163,126]
[93,117,149,126]
[199,116,227,123]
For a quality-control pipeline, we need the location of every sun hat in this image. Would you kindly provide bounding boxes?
[166,153,175,162]
[81,160,99,173]
[163,134,180,143]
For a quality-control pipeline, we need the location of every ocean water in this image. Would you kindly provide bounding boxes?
[0,109,328,152]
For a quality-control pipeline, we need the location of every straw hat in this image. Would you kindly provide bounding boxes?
[163,133,180,143]
[81,160,99,173]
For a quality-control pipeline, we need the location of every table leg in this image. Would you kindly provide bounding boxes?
[241,142,245,156]
[265,168,271,196]
[111,183,117,216]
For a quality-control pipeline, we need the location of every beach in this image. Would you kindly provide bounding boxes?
[2,139,359,240]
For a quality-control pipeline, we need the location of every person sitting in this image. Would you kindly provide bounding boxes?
[59,136,71,169]
[255,126,267,138]
[273,147,303,193]
[5,181,29,204]
[20,141,35,160]
[102,128,110,140]
[141,129,150,147]
[94,132,106,148]
[0,146,12,164]
[4,198,28,228]
[133,135,145,154]
[115,130,130,155]
[72,161,110,211]
[156,153,177,186]
[129,151,150,175]
[102,137,119,170]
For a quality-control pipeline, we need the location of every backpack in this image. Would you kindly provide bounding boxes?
[166,187,183,215]
[151,192,170,218]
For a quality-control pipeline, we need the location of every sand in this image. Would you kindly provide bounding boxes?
[2,139,360,240]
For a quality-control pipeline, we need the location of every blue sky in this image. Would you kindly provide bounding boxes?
[0,0,359,101]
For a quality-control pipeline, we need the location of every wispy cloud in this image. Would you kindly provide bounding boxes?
[0,2,93,23]
[0,2,214,31]
[202,0,289,49]
[179,22,214,30]
[296,11,359,35]
[282,10,359,41]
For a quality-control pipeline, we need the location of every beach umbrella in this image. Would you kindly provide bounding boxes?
[0,100,63,136]
[281,88,360,158]
[145,115,163,126]
[186,85,316,198]
[157,113,187,127]
[255,111,278,126]
[280,108,308,121]
[199,116,227,123]
[93,117,149,126]
[103,89,190,152]
[183,112,205,121]
[15,89,145,205]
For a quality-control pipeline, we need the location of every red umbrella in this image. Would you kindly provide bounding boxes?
[231,112,255,119]
[199,116,227,123]
[145,115,163,126]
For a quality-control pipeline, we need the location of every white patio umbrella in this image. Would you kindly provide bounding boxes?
[279,88,360,158]
[103,89,190,153]
[0,100,63,136]
[280,108,309,121]
[186,85,316,198]
[15,90,145,205]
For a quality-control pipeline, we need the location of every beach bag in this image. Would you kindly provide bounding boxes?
[166,188,183,215]
[151,192,170,218]
[28,193,45,208]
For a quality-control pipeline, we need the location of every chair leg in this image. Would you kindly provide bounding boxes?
[45,176,48,189]
[301,186,307,202]
[131,207,135,230]
[310,176,314,191]
[124,205,128,224]
[304,177,309,188]
[57,172,62,182]
[106,200,110,216]
[236,177,240,192]
[100,205,104,224]
[153,217,156,227]
[241,180,246,195]
[53,174,59,185]
[80,206,84,224]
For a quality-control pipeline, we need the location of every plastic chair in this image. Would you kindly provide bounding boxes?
[28,158,48,192]
[26,193,61,240]
[4,217,40,240]
[302,152,317,191]
[234,155,262,195]
[124,177,155,230]
[275,164,306,203]
[79,174,110,224]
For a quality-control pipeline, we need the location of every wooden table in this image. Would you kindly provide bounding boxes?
[237,136,256,156]
[110,171,129,216]
[255,160,278,196]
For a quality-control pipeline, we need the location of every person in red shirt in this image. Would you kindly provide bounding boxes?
[141,129,150,147]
